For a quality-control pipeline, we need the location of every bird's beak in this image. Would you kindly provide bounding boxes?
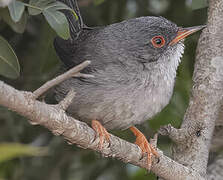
[169,25,206,45]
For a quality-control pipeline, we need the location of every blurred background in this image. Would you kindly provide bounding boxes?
[0,0,207,179]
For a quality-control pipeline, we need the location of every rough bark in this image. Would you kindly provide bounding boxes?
[171,0,223,176]
[207,155,223,180]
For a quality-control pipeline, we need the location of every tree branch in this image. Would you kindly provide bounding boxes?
[57,89,76,110]
[158,124,203,144]
[0,80,204,180]
[210,125,223,152]
[169,0,223,176]
[207,154,223,180]
[33,60,91,98]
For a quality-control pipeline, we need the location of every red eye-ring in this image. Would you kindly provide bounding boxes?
[151,36,165,48]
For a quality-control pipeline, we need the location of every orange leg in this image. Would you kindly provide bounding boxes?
[130,126,159,170]
[91,120,110,149]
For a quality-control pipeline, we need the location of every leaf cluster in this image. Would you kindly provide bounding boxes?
[0,0,77,79]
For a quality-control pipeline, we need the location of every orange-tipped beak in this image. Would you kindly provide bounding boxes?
[169,25,206,45]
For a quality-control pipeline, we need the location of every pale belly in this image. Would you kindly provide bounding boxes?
[64,78,174,130]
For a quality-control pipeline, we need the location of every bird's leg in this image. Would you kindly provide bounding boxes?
[91,120,110,149]
[130,126,159,170]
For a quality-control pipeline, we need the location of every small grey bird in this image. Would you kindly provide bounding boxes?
[54,0,204,168]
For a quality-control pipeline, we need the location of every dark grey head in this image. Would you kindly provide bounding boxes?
[101,16,204,65]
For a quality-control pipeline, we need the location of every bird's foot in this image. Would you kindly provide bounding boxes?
[91,120,110,150]
[130,126,159,170]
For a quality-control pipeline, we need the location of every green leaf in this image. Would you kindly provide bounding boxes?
[28,0,49,15]
[27,0,76,39]
[44,1,78,19]
[28,0,77,19]
[192,0,208,10]
[43,9,70,40]
[0,143,48,163]
[0,36,20,79]
[0,8,27,33]
[45,1,73,11]
[8,0,25,22]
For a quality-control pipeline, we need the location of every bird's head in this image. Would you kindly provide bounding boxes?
[113,16,205,66]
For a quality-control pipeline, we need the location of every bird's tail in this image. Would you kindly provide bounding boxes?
[58,0,84,40]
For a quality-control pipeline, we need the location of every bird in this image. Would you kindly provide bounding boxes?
[53,0,205,169]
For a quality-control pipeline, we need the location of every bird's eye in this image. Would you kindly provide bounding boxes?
[151,36,165,48]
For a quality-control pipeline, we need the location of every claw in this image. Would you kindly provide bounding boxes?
[91,120,110,149]
[130,126,159,170]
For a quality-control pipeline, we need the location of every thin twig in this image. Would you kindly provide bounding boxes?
[58,89,76,110]
[158,124,201,144]
[33,61,91,98]
[150,133,158,148]
[73,72,94,78]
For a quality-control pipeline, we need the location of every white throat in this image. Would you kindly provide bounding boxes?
[133,42,185,125]
[148,42,185,83]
